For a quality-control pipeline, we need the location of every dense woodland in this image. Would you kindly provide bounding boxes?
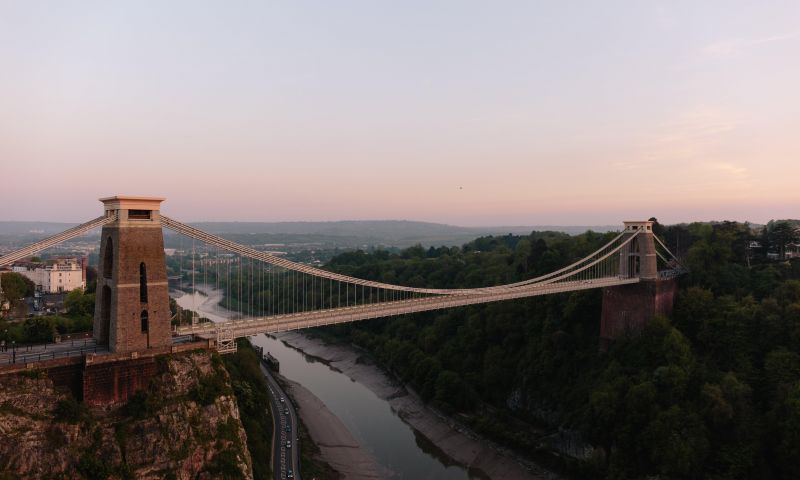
[312,221,800,479]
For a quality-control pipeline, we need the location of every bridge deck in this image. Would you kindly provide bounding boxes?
[177,276,640,339]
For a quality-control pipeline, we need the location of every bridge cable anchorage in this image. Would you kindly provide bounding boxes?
[160,216,637,295]
[0,214,117,267]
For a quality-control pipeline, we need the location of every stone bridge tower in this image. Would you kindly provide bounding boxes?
[93,196,172,353]
[600,221,678,347]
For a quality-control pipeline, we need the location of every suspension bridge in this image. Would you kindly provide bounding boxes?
[0,196,685,358]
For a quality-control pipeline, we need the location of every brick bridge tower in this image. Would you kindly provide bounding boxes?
[599,221,678,347]
[93,196,172,353]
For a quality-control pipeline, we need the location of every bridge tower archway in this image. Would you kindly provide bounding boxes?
[93,196,171,353]
[97,285,111,345]
[618,221,658,280]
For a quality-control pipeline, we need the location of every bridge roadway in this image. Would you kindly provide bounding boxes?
[178,276,640,339]
[0,337,104,365]
[0,334,194,366]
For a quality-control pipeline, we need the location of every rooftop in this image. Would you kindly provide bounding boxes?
[99,195,166,212]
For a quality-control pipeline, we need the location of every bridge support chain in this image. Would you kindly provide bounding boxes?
[0,214,117,267]
[215,325,237,354]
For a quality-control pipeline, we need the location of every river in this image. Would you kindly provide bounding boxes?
[174,288,483,479]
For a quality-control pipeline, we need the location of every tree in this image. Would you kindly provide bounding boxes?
[22,317,55,343]
[776,383,800,478]
[768,221,798,261]
[64,289,95,318]
[434,370,469,412]
[644,406,709,477]
[85,266,98,293]
[0,272,35,304]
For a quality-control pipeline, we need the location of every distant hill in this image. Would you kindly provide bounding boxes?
[0,222,86,235]
[0,220,619,248]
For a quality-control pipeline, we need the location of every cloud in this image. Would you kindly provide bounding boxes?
[611,108,753,195]
[703,32,800,58]
[705,162,749,180]
[656,109,738,143]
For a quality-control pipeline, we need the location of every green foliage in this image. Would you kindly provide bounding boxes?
[64,288,95,318]
[54,397,89,424]
[205,417,247,479]
[0,272,34,304]
[206,448,246,479]
[223,339,273,480]
[120,390,162,419]
[22,317,55,343]
[306,220,800,479]
[1,313,92,344]
[190,372,232,406]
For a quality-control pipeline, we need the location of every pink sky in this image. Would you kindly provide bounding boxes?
[1,2,797,226]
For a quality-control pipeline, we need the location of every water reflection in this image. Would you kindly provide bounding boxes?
[251,334,479,480]
[173,287,480,479]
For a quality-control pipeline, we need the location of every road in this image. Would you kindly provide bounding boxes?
[260,361,301,480]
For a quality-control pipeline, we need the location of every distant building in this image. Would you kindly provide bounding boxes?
[12,257,87,293]
[787,243,800,259]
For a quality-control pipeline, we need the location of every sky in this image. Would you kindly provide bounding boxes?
[0,1,798,226]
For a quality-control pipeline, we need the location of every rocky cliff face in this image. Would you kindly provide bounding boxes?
[0,350,253,480]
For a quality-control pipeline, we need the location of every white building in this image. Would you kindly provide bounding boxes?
[12,258,86,293]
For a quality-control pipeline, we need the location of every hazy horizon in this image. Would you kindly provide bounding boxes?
[0,216,782,230]
[1,1,797,225]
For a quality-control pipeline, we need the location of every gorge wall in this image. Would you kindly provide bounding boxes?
[0,350,253,480]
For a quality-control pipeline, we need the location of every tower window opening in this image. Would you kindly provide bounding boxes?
[99,285,111,345]
[103,237,113,279]
[141,310,149,333]
[139,262,148,303]
[129,209,152,220]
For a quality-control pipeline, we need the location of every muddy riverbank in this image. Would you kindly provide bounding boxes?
[272,332,559,480]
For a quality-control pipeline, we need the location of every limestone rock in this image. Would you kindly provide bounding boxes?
[0,351,252,480]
